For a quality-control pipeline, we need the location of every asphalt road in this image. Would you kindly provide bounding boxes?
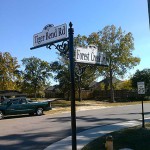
[1,103,150,150]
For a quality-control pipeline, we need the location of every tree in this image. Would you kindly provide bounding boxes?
[131,69,150,94]
[22,57,52,98]
[51,58,71,99]
[87,25,140,102]
[74,34,88,47]
[50,34,97,100]
[0,52,20,90]
[116,79,133,90]
[51,57,96,100]
[74,35,97,100]
[75,63,97,101]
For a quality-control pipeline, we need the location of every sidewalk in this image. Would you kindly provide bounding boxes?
[44,118,150,150]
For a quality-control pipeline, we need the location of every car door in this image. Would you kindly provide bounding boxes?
[18,98,32,114]
[5,99,21,115]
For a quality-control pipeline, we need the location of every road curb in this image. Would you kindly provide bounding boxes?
[44,118,150,150]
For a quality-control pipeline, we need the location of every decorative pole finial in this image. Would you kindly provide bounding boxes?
[69,22,73,28]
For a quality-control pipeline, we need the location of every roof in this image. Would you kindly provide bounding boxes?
[89,77,123,89]
[45,86,55,91]
[99,77,123,84]
[89,81,99,88]
[0,90,26,97]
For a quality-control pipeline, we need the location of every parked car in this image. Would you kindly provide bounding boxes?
[0,97,51,119]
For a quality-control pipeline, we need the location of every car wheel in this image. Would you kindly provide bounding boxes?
[0,111,4,120]
[36,108,43,116]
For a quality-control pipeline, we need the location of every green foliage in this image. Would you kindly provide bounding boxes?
[88,25,140,76]
[73,25,140,102]
[131,68,150,95]
[51,35,97,99]
[115,80,133,90]
[74,34,88,48]
[51,57,71,98]
[87,25,140,101]
[99,82,106,90]
[0,52,20,90]
[75,64,97,89]
[74,35,98,97]
[21,57,52,98]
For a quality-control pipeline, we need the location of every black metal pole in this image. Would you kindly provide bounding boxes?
[148,0,150,27]
[78,65,81,102]
[78,75,81,101]
[142,99,145,128]
[68,22,77,150]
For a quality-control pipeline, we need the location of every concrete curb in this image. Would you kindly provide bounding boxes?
[44,118,150,150]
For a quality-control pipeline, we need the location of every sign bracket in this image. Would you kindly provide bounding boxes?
[46,39,69,56]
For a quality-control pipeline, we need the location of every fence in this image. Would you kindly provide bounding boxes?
[81,89,139,101]
[45,89,148,101]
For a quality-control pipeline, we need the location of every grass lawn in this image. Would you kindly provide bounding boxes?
[43,99,150,115]
[82,123,150,150]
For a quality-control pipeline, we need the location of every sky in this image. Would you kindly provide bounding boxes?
[0,0,150,84]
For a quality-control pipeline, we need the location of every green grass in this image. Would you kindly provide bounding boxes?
[51,99,146,108]
[43,99,150,115]
[82,123,150,150]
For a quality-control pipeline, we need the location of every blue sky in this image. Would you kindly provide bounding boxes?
[0,0,150,82]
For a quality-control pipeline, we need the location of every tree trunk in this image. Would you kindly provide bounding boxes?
[34,93,36,99]
[78,76,82,102]
[34,85,37,99]
[110,69,115,102]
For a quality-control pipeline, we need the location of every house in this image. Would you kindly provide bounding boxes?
[0,90,26,102]
[89,81,99,90]
[0,90,26,97]
[89,77,123,91]
[44,85,62,98]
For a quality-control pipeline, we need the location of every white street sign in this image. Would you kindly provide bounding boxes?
[137,82,145,94]
[75,45,108,66]
[33,24,67,47]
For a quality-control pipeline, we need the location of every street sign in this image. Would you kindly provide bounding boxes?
[137,82,145,94]
[75,45,108,66]
[32,24,67,48]
[31,22,77,150]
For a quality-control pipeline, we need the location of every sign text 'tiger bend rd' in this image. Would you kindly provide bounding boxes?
[33,24,67,47]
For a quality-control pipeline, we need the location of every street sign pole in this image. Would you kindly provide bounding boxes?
[68,22,77,150]
[141,99,145,128]
[148,0,150,27]
[137,82,145,128]
[31,22,77,150]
